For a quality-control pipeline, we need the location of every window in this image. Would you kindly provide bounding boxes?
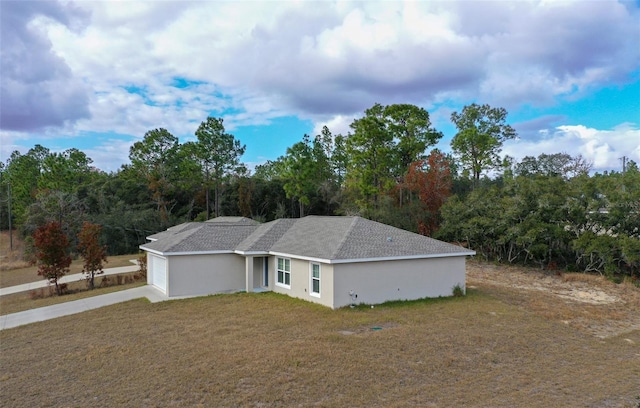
[277,257,291,288]
[310,263,320,297]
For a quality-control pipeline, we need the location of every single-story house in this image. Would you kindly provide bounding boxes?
[140,216,475,309]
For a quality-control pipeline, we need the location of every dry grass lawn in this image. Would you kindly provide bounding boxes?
[1,261,639,407]
[0,230,29,271]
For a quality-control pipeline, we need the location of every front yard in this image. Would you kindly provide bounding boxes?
[0,261,638,407]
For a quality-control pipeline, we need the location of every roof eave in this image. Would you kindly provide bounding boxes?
[234,250,270,256]
[268,250,476,264]
[139,247,235,257]
[329,251,476,264]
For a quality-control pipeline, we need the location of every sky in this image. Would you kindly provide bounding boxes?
[1,0,639,174]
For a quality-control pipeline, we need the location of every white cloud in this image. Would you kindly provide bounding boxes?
[2,0,639,172]
[503,122,640,172]
[84,138,135,173]
[312,114,355,137]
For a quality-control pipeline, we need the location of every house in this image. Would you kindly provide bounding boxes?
[140,216,475,309]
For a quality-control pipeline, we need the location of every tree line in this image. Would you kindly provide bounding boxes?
[0,102,637,279]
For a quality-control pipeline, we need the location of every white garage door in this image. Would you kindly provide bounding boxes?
[150,255,167,293]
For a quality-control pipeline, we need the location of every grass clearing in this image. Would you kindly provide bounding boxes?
[1,265,639,407]
[0,230,29,271]
[467,261,640,338]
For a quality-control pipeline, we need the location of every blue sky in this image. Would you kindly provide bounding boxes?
[1,0,639,173]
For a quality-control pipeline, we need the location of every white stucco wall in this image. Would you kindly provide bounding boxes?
[270,257,335,308]
[167,253,245,297]
[332,256,467,309]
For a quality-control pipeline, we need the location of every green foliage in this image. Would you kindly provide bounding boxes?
[439,165,640,278]
[129,128,180,221]
[345,103,442,212]
[191,117,246,219]
[2,103,635,282]
[452,284,465,297]
[384,103,443,172]
[3,147,47,225]
[514,153,592,179]
[450,103,516,183]
[39,148,95,192]
[280,132,337,217]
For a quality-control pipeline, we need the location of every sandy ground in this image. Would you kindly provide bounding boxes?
[467,261,640,339]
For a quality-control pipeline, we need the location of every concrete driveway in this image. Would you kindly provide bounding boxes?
[0,260,171,331]
[0,285,168,330]
[0,262,140,297]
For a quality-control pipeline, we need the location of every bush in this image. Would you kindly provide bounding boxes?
[452,284,465,297]
[137,252,147,280]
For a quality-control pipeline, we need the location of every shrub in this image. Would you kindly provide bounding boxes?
[137,252,147,280]
[452,284,465,297]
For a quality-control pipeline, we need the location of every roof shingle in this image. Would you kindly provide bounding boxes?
[141,216,474,260]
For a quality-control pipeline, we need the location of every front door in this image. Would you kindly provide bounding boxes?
[263,257,269,287]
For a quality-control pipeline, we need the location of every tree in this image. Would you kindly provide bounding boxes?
[3,146,47,225]
[345,103,442,212]
[39,148,95,193]
[190,117,246,219]
[404,150,452,235]
[280,132,336,217]
[282,135,315,217]
[450,103,517,184]
[21,190,86,246]
[129,128,180,221]
[33,221,71,296]
[346,103,395,210]
[384,104,442,174]
[332,134,348,185]
[253,159,285,181]
[77,221,108,290]
[515,153,592,179]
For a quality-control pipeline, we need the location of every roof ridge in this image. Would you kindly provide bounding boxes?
[235,219,276,250]
[162,224,205,252]
[331,216,359,259]
[235,218,294,252]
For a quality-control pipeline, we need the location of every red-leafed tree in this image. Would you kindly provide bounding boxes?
[405,150,452,235]
[77,221,108,290]
[33,221,72,296]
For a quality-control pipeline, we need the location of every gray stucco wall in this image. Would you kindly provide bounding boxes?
[270,257,334,308]
[332,257,466,309]
[167,253,245,297]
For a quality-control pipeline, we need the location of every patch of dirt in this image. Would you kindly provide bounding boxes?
[467,261,640,339]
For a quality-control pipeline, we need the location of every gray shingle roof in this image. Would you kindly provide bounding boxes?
[268,216,357,259]
[141,216,474,260]
[205,216,260,225]
[235,218,297,252]
[146,222,200,241]
[333,217,471,259]
[142,224,257,253]
[268,216,472,260]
